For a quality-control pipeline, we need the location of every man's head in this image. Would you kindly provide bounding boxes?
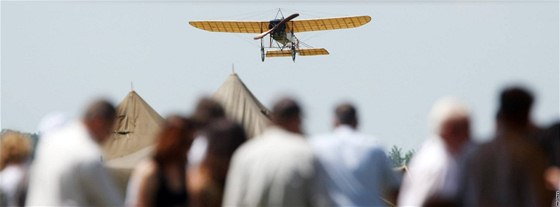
[496,86,534,130]
[192,97,225,129]
[272,97,303,134]
[334,102,358,129]
[82,99,116,144]
[429,97,471,155]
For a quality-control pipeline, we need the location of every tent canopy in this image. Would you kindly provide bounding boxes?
[212,73,271,138]
[103,73,270,192]
[103,91,163,160]
[102,91,162,193]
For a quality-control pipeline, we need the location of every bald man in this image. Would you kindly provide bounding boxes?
[398,97,473,206]
[26,100,123,206]
[223,97,327,207]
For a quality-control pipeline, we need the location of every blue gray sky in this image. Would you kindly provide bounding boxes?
[1,0,558,151]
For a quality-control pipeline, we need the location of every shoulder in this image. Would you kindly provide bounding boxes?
[309,133,336,144]
[187,167,212,197]
[335,126,383,146]
[346,132,386,153]
[125,160,158,206]
[132,160,158,192]
[241,127,310,151]
[407,138,447,172]
[56,122,88,140]
[127,159,158,191]
[231,128,314,164]
[229,135,261,161]
[132,159,157,179]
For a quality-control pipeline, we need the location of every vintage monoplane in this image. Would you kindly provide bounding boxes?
[189,12,371,62]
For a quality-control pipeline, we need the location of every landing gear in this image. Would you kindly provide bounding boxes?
[291,45,296,62]
[261,38,265,62]
[261,47,265,62]
[290,24,296,62]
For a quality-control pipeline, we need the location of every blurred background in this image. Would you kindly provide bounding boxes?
[1,0,558,152]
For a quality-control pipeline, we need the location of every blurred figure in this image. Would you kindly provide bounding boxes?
[398,97,473,206]
[311,102,400,206]
[540,122,560,199]
[125,115,195,207]
[26,99,123,206]
[0,131,32,207]
[188,119,247,207]
[539,122,560,168]
[461,86,552,206]
[37,112,68,138]
[34,112,69,159]
[538,122,560,190]
[223,97,325,206]
[188,97,226,169]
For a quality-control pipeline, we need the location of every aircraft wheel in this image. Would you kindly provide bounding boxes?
[261,48,265,62]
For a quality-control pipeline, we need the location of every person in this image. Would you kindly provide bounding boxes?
[125,115,195,207]
[188,97,226,169]
[310,102,400,206]
[398,97,473,206]
[538,122,560,190]
[539,122,560,168]
[26,99,123,206]
[222,97,327,207]
[188,118,247,207]
[460,86,553,206]
[37,112,68,138]
[0,131,32,207]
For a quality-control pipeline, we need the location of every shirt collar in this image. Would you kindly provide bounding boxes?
[333,125,357,135]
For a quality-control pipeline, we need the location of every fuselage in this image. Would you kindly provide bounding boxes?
[268,14,299,46]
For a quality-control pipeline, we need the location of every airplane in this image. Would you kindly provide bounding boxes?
[189,11,371,62]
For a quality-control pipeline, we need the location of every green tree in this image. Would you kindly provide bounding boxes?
[387,145,415,167]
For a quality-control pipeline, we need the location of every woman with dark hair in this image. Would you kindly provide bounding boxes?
[188,118,247,207]
[126,115,195,207]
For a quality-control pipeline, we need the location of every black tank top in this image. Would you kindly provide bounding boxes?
[154,167,188,207]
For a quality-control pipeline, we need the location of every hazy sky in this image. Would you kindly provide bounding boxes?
[2,0,558,151]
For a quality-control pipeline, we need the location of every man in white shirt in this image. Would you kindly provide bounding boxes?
[311,103,400,207]
[398,97,472,206]
[223,97,327,207]
[26,100,123,206]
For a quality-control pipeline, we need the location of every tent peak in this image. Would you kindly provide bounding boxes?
[213,72,271,138]
[128,90,138,97]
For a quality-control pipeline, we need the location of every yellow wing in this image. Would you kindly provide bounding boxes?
[189,21,269,33]
[266,48,329,57]
[298,48,329,56]
[266,50,292,57]
[288,16,371,33]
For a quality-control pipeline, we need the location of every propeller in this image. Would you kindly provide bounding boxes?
[254,13,299,40]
